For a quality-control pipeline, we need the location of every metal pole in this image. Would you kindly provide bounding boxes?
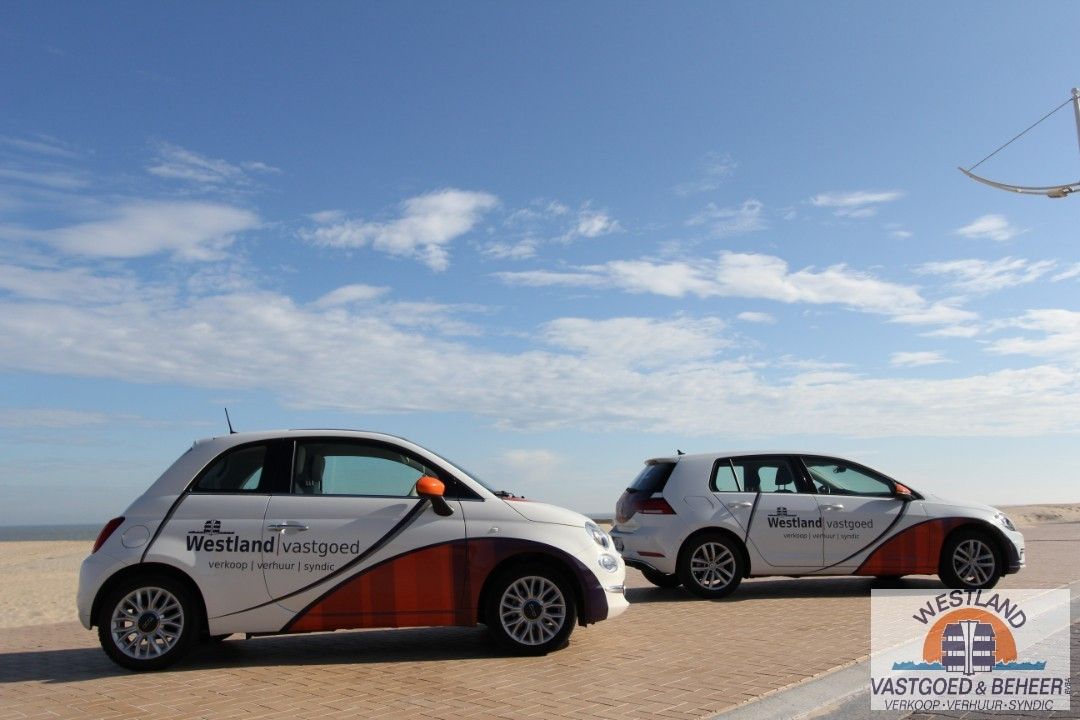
[1072,88,1080,156]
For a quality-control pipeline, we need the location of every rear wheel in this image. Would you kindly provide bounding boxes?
[486,564,577,655]
[641,567,681,588]
[678,533,744,599]
[96,574,199,671]
[939,530,1002,590]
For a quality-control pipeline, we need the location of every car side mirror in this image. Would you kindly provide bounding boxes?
[893,482,914,501]
[416,476,454,516]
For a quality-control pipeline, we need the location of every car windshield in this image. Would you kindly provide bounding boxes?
[436,454,501,494]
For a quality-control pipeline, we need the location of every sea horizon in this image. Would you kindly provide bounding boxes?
[0,524,101,541]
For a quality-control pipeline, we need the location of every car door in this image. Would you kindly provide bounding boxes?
[709,457,757,535]
[737,455,825,570]
[262,437,467,627]
[148,440,281,618]
[799,455,907,569]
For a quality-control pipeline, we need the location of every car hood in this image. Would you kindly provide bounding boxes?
[919,490,1002,517]
[501,498,589,527]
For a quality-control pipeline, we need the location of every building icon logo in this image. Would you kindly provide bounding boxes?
[941,619,996,675]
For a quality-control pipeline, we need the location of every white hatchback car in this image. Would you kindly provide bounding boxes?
[611,452,1025,598]
[78,430,627,670]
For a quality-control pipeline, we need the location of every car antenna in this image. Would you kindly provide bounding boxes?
[224,407,236,434]
[676,449,685,455]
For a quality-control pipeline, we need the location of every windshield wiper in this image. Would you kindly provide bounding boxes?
[494,490,523,499]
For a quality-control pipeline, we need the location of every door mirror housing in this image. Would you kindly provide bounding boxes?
[416,476,454,516]
[893,482,914,501]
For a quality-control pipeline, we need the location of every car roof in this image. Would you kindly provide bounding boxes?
[192,428,419,450]
[645,450,862,465]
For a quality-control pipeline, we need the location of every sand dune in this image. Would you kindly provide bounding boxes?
[1,503,1076,629]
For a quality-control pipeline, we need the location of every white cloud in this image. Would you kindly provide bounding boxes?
[147,142,280,187]
[0,167,87,190]
[572,209,620,239]
[890,229,913,239]
[541,316,727,369]
[0,408,107,428]
[956,214,1023,242]
[312,284,389,308]
[39,201,259,261]
[1051,263,1080,282]
[737,311,776,324]
[0,266,1077,438]
[890,351,951,367]
[917,257,1056,293]
[0,263,142,304]
[0,134,79,159]
[481,239,539,260]
[921,325,981,339]
[989,309,1080,361]
[687,199,765,236]
[498,251,974,325]
[302,188,498,271]
[810,190,904,218]
[674,151,738,195]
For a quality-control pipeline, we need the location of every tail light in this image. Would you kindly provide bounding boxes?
[615,491,675,524]
[92,517,125,554]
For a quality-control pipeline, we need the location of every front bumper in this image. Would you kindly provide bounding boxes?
[1001,527,1025,574]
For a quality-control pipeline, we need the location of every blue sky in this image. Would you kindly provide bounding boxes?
[2,3,1079,524]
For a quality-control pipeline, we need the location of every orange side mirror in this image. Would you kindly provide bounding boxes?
[416,476,445,498]
[894,482,914,500]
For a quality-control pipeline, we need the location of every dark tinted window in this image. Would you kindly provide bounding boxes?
[629,462,676,493]
[193,445,267,492]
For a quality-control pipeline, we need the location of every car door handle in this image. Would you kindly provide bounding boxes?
[267,522,309,533]
[729,502,753,509]
[820,504,845,511]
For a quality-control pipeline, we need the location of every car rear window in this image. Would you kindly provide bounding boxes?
[628,461,676,493]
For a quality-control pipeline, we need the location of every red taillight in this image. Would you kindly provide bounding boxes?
[92,517,124,554]
[616,492,675,523]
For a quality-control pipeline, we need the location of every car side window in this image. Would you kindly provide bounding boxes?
[292,441,437,497]
[710,459,743,492]
[192,445,268,492]
[802,457,894,497]
[731,457,808,493]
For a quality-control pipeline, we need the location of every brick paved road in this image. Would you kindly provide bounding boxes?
[1,524,1076,720]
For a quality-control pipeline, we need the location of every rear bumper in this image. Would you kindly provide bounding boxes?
[610,527,678,575]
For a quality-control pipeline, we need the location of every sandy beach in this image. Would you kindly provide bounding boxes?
[0,503,1075,629]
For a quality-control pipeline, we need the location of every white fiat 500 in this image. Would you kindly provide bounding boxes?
[611,452,1024,598]
[78,430,626,670]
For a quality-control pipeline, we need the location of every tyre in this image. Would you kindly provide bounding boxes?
[677,532,744,599]
[96,574,199,671]
[641,567,682,588]
[939,529,1002,590]
[486,563,577,655]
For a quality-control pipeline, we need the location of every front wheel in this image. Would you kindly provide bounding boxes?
[677,533,744,599]
[96,574,199,671]
[486,564,577,655]
[641,567,682,588]
[939,530,1002,590]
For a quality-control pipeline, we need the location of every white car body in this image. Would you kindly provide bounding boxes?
[78,430,626,668]
[611,452,1024,595]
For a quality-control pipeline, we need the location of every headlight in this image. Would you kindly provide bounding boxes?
[585,521,611,549]
[994,512,1016,531]
[598,553,619,572]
